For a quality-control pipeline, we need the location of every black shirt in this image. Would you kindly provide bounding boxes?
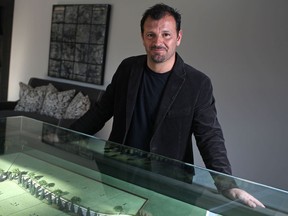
[125,66,171,151]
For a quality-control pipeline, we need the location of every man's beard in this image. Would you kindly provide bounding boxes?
[151,54,166,63]
[150,45,167,63]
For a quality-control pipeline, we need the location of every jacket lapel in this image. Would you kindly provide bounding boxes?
[153,54,186,133]
[125,57,145,136]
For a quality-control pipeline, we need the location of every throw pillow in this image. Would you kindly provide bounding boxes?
[40,89,76,119]
[14,82,57,112]
[63,92,91,119]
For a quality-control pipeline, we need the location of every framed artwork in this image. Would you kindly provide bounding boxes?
[48,4,111,85]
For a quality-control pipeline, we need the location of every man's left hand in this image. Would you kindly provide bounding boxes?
[222,188,265,208]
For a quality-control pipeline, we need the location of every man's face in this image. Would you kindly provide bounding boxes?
[142,15,182,66]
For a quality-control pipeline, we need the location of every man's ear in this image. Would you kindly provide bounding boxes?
[141,33,145,45]
[177,30,183,46]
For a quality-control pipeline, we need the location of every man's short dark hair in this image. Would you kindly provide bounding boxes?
[140,3,181,34]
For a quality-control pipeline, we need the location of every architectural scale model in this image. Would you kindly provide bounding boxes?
[0,153,147,216]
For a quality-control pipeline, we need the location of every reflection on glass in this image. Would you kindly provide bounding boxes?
[0,116,287,216]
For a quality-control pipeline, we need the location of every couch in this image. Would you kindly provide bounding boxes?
[0,77,105,128]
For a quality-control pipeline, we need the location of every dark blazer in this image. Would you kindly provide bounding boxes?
[71,53,232,175]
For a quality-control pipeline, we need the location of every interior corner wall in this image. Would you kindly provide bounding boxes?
[9,0,288,190]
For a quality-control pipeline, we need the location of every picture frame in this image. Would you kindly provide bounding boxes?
[48,4,111,85]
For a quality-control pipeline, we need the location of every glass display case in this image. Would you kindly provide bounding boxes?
[0,116,287,216]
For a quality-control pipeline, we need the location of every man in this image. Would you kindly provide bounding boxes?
[71,3,264,208]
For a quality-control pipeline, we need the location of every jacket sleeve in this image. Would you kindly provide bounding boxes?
[193,76,232,175]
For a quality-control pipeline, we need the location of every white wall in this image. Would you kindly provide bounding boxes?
[9,0,288,190]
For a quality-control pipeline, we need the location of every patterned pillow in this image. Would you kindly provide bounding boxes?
[63,92,91,119]
[14,82,56,112]
[40,89,76,119]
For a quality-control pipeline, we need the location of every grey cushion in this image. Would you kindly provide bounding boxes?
[63,92,91,119]
[40,89,76,119]
[14,82,56,112]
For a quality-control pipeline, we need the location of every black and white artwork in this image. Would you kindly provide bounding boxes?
[48,4,111,85]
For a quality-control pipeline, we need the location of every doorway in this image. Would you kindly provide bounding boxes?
[0,0,14,101]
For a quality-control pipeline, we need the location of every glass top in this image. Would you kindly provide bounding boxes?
[0,116,287,216]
